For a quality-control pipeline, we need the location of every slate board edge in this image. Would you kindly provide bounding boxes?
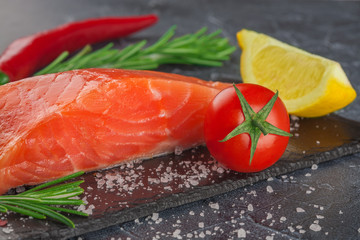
[27,141,359,240]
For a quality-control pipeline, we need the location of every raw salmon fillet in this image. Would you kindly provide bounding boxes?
[0,68,230,195]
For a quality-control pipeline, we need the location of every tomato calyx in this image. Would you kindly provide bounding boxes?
[219,84,292,165]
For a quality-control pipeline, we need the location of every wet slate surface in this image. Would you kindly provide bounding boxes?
[0,0,360,239]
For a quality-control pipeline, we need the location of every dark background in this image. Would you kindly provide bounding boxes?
[0,1,359,239]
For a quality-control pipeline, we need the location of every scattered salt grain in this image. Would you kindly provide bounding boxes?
[311,164,318,170]
[2,227,13,234]
[316,215,324,219]
[305,173,311,177]
[151,213,159,221]
[216,167,225,174]
[247,204,254,212]
[296,207,305,213]
[280,216,287,223]
[316,140,320,145]
[237,228,246,238]
[247,190,257,196]
[209,202,219,210]
[266,185,274,193]
[188,178,199,186]
[189,211,195,216]
[266,236,274,240]
[267,177,274,181]
[77,204,95,215]
[198,222,204,228]
[310,223,322,232]
[266,213,273,220]
[174,146,183,155]
[290,115,300,121]
[15,186,26,194]
[172,229,181,239]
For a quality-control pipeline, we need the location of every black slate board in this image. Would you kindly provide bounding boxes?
[2,115,360,240]
[0,0,360,239]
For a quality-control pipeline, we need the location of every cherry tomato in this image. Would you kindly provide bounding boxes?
[204,83,291,173]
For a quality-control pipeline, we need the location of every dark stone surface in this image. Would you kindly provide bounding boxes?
[0,1,359,239]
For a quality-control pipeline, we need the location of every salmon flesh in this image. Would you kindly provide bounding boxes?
[0,69,230,195]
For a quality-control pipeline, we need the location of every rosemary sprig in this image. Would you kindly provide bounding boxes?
[35,25,236,75]
[0,171,88,228]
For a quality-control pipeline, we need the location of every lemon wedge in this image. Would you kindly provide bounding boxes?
[237,29,356,117]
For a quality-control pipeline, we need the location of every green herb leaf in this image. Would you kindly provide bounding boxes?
[0,171,87,227]
[35,26,236,76]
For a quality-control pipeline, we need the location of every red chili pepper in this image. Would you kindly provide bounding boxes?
[0,14,158,83]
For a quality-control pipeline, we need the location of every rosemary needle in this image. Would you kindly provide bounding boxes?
[34,25,236,75]
[0,171,88,228]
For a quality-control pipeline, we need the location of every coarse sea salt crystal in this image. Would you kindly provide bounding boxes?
[311,164,318,170]
[296,207,305,213]
[309,223,322,232]
[247,204,254,212]
[151,213,159,221]
[2,227,13,234]
[237,228,246,238]
[216,167,225,174]
[290,115,300,121]
[267,185,274,193]
[172,229,181,239]
[189,178,199,186]
[174,146,183,155]
[209,202,219,210]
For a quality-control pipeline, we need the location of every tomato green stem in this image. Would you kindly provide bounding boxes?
[219,84,292,165]
[251,115,269,135]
